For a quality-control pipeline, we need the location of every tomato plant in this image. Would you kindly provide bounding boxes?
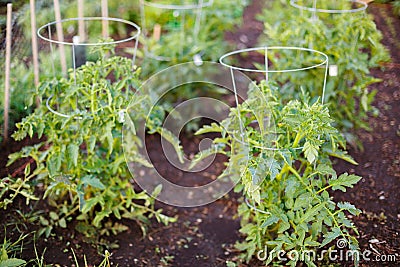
[193,81,361,266]
[0,48,67,143]
[2,46,175,237]
[140,0,248,75]
[257,1,389,145]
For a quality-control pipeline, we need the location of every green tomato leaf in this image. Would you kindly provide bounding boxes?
[299,203,324,223]
[320,227,342,247]
[93,210,111,227]
[293,192,311,210]
[47,153,61,177]
[81,175,106,190]
[0,259,26,267]
[106,127,114,154]
[59,218,67,228]
[261,215,279,228]
[88,136,96,153]
[338,202,360,216]
[329,173,362,192]
[152,184,163,198]
[67,143,79,167]
[81,196,101,214]
[194,123,224,135]
[49,211,59,221]
[303,141,318,164]
[125,112,136,135]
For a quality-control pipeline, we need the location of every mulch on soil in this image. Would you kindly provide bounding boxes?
[0,1,399,266]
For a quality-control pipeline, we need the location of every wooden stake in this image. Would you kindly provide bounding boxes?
[153,24,161,41]
[53,0,67,74]
[101,0,109,38]
[77,0,86,41]
[29,0,40,107]
[4,4,12,142]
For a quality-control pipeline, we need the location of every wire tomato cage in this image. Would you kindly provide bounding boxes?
[140,0,213,62]
[219,46,329,106]
[219,46,329,213]
[219,46,329,148]
[37,17,141,119]
[290,0,367,14]
[219,46,329,153]
[290,0,368,21]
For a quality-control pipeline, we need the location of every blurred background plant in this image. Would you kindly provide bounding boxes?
[0,0,249,137]
[256,0,389,147]
[375,0,400,16]
[137,0,248,131]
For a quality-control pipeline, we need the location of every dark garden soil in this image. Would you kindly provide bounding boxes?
[0,1,399,266]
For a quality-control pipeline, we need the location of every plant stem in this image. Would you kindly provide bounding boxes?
[292,131,303,148]
[276,131,303,181]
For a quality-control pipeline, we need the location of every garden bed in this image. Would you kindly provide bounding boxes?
[0,1,399,266]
